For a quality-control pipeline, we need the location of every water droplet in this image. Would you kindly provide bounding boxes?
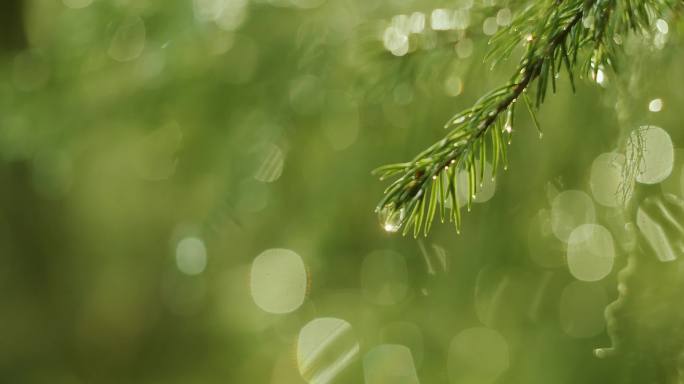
[379,204,405,233]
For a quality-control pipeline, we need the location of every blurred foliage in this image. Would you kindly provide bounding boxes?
[2,0,684,383]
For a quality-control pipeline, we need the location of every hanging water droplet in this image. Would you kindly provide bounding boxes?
[379,204,405,233]
[503,165,508,171]
[538,132,543,139]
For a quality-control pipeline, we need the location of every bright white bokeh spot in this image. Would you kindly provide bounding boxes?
[551,190,596,242]
[383,27,409,56]
[253,143,284,183]
[361,250,408,305]
[591,66,606,86]
[63,0,92,9]
[363,345,419,384]
[626,125,674,184]
[559,281,608,338]
[656,19,669,34]
[408,12,426,33]
[250,248,307,314]
[431,9,452,30]
[108,16,146,62]
[448,327,509,384]
[590,153,628,207]
[175,237,207,275]
[649,98,663,112]
[297,318,359,383]
[567,224,615,281]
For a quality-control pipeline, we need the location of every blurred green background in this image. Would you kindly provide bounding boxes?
[2,0,684,383]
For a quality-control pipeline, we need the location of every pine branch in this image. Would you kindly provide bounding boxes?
[374,0,680,236]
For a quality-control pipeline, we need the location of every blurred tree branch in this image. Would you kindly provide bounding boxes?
[0,0,27,52]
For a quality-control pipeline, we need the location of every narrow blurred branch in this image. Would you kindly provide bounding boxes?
[0,0,27,52]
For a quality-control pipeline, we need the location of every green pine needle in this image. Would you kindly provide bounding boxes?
[374,0,681,236]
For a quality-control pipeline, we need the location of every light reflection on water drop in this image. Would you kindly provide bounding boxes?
[379,204,405,233]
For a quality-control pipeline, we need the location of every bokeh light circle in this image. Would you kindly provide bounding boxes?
[250,248,307,314]
[566,224,615,281]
